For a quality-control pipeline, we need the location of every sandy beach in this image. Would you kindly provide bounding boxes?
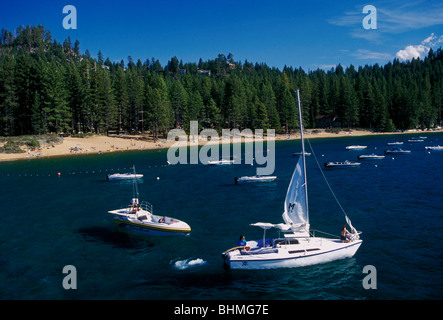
[0,128,441,162]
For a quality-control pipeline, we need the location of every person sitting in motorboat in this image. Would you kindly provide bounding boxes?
[159,216,166,223]
[131,204,140,214]
[129,198,140,214]
[237,235,251,251]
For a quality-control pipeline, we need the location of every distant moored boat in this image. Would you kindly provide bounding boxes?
[346,145,367,150]
[425,145,443,151]
[324,160,361,168]
[358,154,385,160]
[384,148,411,155]
[234,175,277,184]
[107,172,143,180]
[387,142,403,145]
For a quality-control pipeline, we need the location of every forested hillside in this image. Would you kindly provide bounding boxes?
[1,25,442,139]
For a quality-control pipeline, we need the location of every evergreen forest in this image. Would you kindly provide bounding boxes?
[1,25,442,140]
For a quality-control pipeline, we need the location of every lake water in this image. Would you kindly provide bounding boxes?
[0,132,442,300]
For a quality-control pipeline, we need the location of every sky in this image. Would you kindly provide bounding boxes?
[1,0,443,71]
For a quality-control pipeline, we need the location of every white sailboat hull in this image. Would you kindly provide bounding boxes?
[223,238,362,270]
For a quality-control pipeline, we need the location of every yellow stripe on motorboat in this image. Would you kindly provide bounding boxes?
[114,218,191,233]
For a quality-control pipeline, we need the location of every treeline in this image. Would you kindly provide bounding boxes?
[1,25,442,139]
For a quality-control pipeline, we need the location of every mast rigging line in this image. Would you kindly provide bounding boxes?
[295,88,348,220]
[304,136,350,220]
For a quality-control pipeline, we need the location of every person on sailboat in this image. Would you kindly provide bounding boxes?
[341,225,351,242]
[237,235,251,251]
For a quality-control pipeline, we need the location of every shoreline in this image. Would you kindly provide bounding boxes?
[1,128,442,162]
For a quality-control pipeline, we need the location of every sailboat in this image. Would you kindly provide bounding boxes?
[222,90,362,270]
[108,166,191,236]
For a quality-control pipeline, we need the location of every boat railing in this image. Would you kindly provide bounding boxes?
[140,201,153,214]
[310,229,339,239]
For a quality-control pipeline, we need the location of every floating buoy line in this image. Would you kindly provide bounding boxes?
[0,163,172,178]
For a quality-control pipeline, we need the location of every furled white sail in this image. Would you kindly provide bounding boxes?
[345,215,360,240]
[282,156,310,234]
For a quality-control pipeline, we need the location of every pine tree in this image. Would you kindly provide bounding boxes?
[185,91,204,131]
[260,82,280,132]
[338,75,358,128]
[357,76,376,128]
[41,61,70,133]
[145,74,171,141]
[299,76,312,127]
[0,55,18,135]
[113,66,129,134]
[223,75,247,128]
[95,66,116,134]
[205,98,222,130]
[169,79,188,129]
[277,73,296,133]
[66,61,85,133]
[126,68,144,132]
[252,95,269,130]
[14,54,34,135]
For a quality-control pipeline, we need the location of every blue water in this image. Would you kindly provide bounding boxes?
[0,133,442,300]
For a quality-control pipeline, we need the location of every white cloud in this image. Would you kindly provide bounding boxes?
[422,33,436,44]
[378,7,443,34]
[329,1,443,41]
[312,64,337,70]
[395,33,443,61]
[395,44,429,60]
[352,49,393,60]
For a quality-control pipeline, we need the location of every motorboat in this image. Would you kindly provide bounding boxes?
[384,148,411,155]
[107,172,143,180]
[222,90,362,270]
[324,160,361,168]
[109,201,191,236]
[108,166,191,236]
[346,145,367,150]
[387,142,403,145]
[208,157,235,165]
[358,154,385,160]
[234,175,277,184]
[425,145,443,151]
[408,139,424,143]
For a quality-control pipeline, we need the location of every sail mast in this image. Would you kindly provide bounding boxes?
[132,165,139,199]
[296,89,309,223]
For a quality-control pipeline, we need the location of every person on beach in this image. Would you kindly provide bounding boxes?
[237,235,251,251]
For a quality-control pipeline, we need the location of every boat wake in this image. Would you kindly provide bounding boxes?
[172,258,207,270]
